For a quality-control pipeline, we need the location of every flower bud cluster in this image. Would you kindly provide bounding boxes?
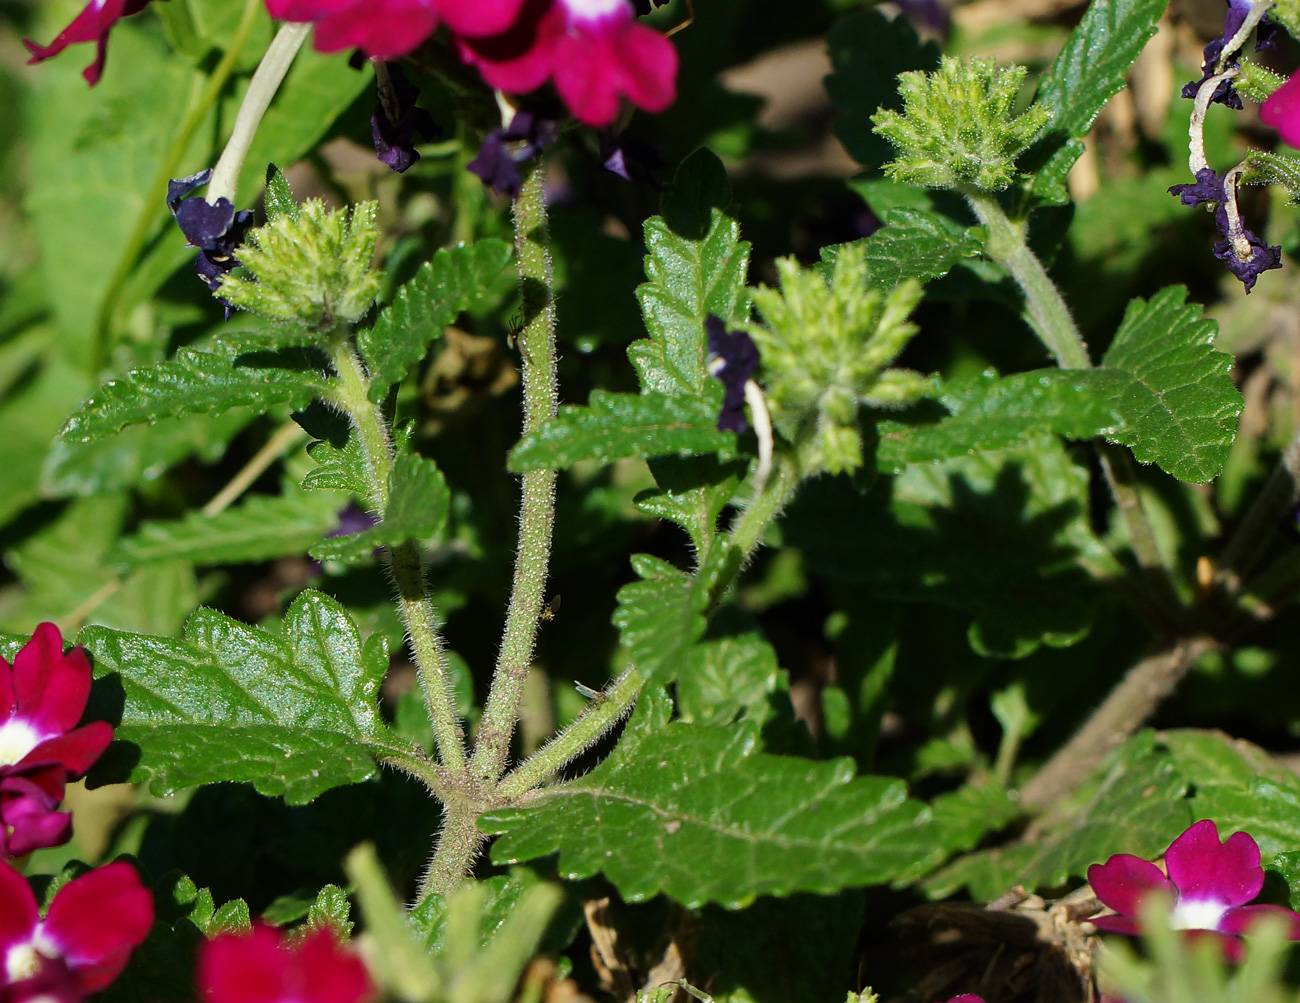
[872,57,1051,192]
[218,200,383,328]
[746,245,927,475]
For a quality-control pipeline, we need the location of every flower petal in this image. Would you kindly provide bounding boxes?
[42,861,153,992]
[19,723,113,777]
[1262,74,1300,148]
[1166,820,1263,908]
[199,926,292,1003]
[297,928,377,1003]
[1087,854,1172,916]
[612,21,677,114]
[0,860,38,952]
[1219,903,1300,939]
[313,0,440,59]
[14,624,93,736]
[438,0,529,37]
[22,0,145,84]
[1088,913,1144,936]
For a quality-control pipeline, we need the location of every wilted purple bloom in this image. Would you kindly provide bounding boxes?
[372,62,441,174]
[1223,0,1274,50]
[467,111,561,197]
[705,314,760,434]
[1168,167,1226,207]
[599,131,662,185]
[1180,37,1243,110]
[1212,203,1282,293]
[167,169,253,318]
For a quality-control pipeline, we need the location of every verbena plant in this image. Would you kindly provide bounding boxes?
[7,0,1300,1001]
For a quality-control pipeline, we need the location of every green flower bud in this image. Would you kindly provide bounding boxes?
[219,199,383,328]
[747,243,924,474]
[872,56,1051,191]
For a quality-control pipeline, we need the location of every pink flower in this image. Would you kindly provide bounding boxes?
[459,0,677,126]
[263,0,529,59]
[1087,819,1300,957]
[0,624,113,859]
[1261,74,1300,149]
[198,925,376,1003]
[0,860,153,1001]
[24,0,156,85]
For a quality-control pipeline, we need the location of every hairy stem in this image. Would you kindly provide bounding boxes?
[1017,636,1216,809]
[93,0,262,368]
[419,798,487,901]
[962,189,1092,371]
[327,334,467,774]
[496,669,645,799]
[471,165,560,783]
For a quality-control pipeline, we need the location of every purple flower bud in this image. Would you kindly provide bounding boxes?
[372,62,441,174]
[705,314,760,434]
[1168,167,1226,207]
[467,111,561,197]
[599,131,662,185]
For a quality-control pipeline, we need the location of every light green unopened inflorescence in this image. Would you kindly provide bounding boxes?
[219,198,383,328]
[872,56,1051,191]
[747,244,927,475]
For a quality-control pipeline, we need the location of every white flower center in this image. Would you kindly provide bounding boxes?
[560,0,629,22]
[6,941,43,983]
[0,718,43,768]
[1169,897,1230,932]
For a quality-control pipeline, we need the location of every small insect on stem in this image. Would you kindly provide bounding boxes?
[540,594,562,621]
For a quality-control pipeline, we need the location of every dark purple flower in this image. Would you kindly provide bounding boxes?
[1180,37,1243,110]
[1223,0,1273,50]
[1168,167,1226,207]
[1088,819,1300,959]
[372,62,441,174]
[705,314,760,434]
[892,0,951,39]
[466,111,561,197]
[599,131,662,184]
[1212,203,1282,293]
[166,170,253,318]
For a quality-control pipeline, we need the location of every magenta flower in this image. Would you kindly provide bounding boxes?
[460,0,677,126]
[24,0,156,85]
[198,925,376,1003]
[0,624,114,859]
[1262,74,1300,149]
[1087,819,1300,956]
[0,860,153,1000]
[263,0,528,59]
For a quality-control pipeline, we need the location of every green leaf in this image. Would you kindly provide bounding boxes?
[81,590,399,803]
[877,369,1119,470]
[825,9,940,171]
[1094,286,1242,483]
[821,208,983,291]
[1027,0,1168,203]
[675,612,782,727]
[611,546,739,686]
[60,345,325,443]
[357,239,513,402]
[310,452,449,564]
[633,150,751,398]
[0,494,197,636]
[108,483,346,568]
[634,455,748,558]
[41,408,255,497]
[508,391,734,473]
[787,436,1106,658]
[480,718,949,907]
[264,164,299,223]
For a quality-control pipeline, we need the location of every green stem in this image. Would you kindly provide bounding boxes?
[962,189,1092,370]
[419,798,486,900]
[496,668,645,799]
[471,164,559,783]
[326,333,467,775]
[93,0,263,369]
